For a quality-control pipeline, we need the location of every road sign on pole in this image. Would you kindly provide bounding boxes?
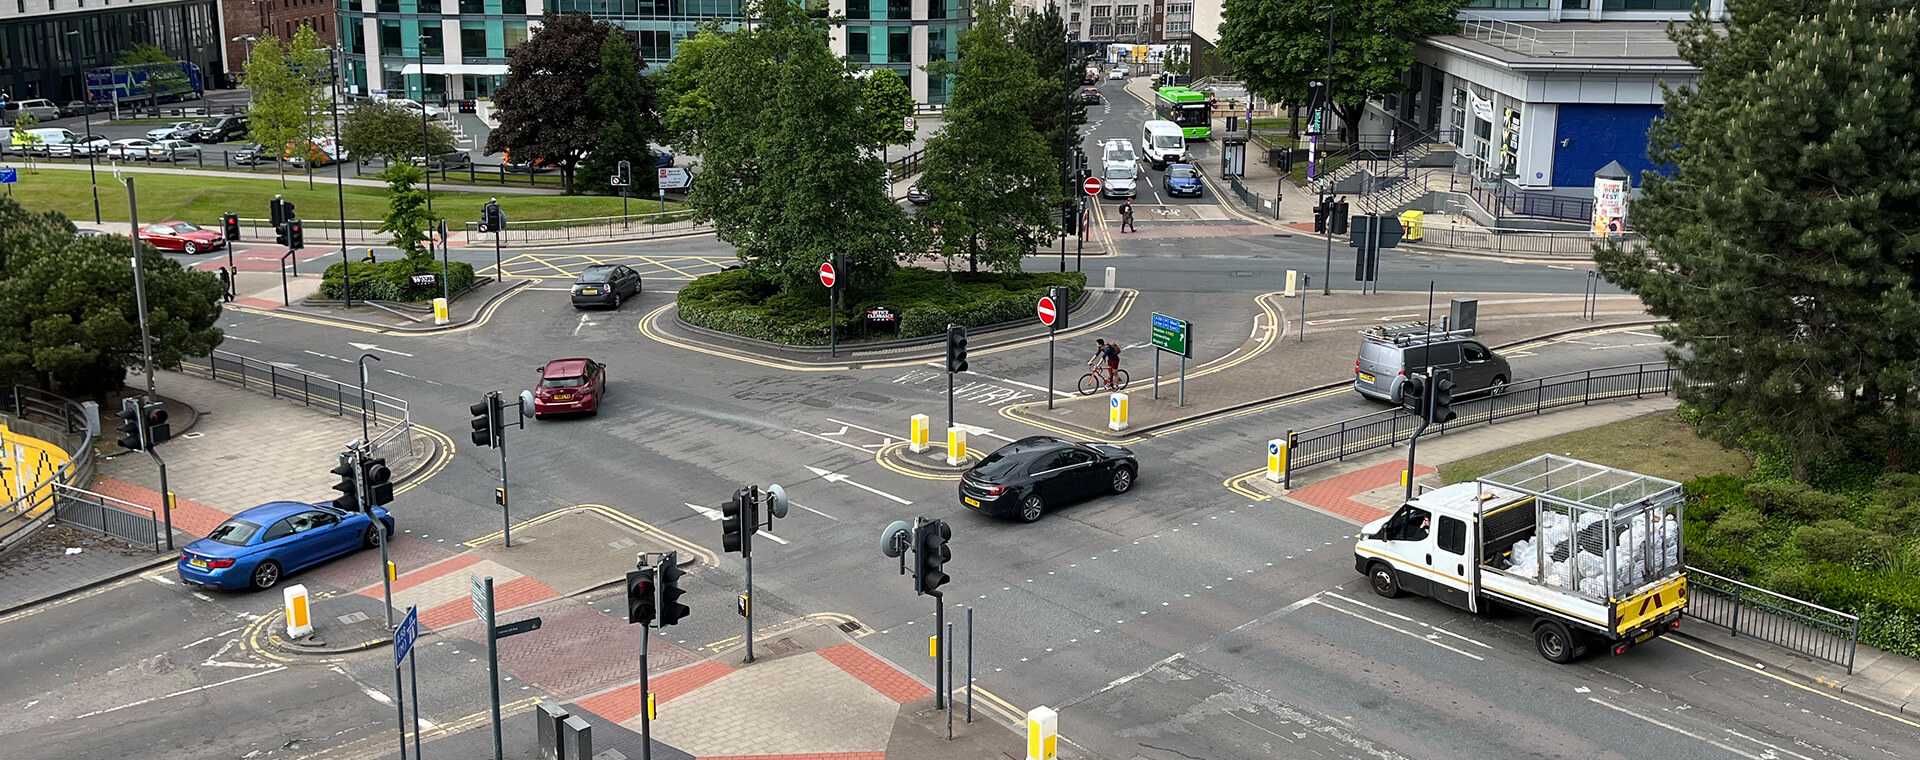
[1082,176,1103,196]
[1036,296,1057,327]
[394,606,419,667]
[818,262,837,288]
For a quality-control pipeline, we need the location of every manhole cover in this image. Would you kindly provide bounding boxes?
[1232,271,1254,277]
[849,391,890,404]
[839,621,864,633]
[800,398,832,409]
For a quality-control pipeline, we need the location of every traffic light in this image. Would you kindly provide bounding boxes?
[625,566,656,625]
[722,486,755,556]
[468,393,501,447]
[361,456,393,508]
[656,553,689,627]
[115,398,142,451]
[330,453,360,512]
[1401,372,1428,417]
[944,325,969,374]
[1063,202,1078,235]
[142,401,170,446]
[1313,197,1328,233]
[287,220,304,250]
[1331,199,1350,235]
[269,197,289,227]
[1430,369,1458,424]
[478,200,502,233]
[914,518,952,596]
[275,223,289,246]
[222,212,240,241]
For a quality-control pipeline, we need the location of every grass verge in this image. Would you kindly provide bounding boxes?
[1438,410,1751,485]
[678,267,1087,346]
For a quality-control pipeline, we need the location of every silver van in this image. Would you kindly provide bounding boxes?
[1353,323,1512,404]
[2,98,61,124]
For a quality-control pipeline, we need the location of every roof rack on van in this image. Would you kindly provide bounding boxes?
[1361,321,1476,346]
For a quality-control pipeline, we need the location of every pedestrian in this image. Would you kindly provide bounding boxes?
[215,266,234,303]
[1119,199,1136,233]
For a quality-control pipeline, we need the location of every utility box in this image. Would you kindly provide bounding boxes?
[1448,298,1479,335]
[536,702,569,760]
[561,715,593,760]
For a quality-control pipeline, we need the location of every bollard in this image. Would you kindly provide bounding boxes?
[432,297,450,325]
[1266,439,1287,483]
[946,427,968,466]
[387,560,397,583]
[1284,270,1298,298]
[535,702,568,760]
[1108,392,1129,432]
[910,413,930,453]
[561,714,593,760]
[1026,706,1059,760]
[1103,266,1117,290]
[283,584,313,638]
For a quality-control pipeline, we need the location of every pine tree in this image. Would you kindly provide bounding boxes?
[579,32,662,197]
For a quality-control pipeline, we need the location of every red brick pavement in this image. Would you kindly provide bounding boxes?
[1120,223,1275,239]
[574,684,645,724]
[653,659,736,704]
[361,552,483,597]
[234,296,282,310]
[1288,460,1434,524]
[300,534,456,593]
[92,476,233,538]
[700,754,886,760]
[420,574,556,630]
[498,603,701,700]
[817,643,932,705]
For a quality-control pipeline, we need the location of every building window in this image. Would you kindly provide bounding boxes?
[378,0,399,11]
[1115,22,1134,36]
[461,21,488,60]
[927,26,947,60]
[1089,22,1109,35]
[503,0,523,12]
[886,0,908,20]
[459,0,483,12]
[1464,0,1548,8]
[887,26,909,63]
[1603,0,1697,8]
[1090,5,1108,16]
[1117,5,1135,16]
[418,0,440,11]
[1564,0,1589,7]
[847,28,869,62]
[928,0,945,19]
[421,24,443,57]
[380,20,404,57]
[846,0,868,19]
[504,21,528,50]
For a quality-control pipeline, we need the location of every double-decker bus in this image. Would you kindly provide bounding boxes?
[1154,86,1211,140]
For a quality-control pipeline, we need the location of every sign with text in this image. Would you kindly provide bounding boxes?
[1150,312,1191,358]
[394,605,420,668]
[658,167,693,190]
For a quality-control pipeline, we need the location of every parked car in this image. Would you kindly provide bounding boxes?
[1164,163,1203,197]
[570,264,642,309]
[532,358,607,418]
[1353,322,1512,404]
[907,185,933,205]
[413,150,471,170]
[2,98,61,124]
[652,147,675,168]
[147,139,200,162]
[387,98,446,119]
[194,115,249,143]
[232,142,272,165]
[63,99,107,116]
[106,138,156,160]
[146,121,199,141]
[137,221,225,254]
[9,127,76,155]
[177,501,395,591]
[55,134,111,157]
[958,436,1138,522]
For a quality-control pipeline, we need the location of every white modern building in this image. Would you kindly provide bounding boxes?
[826,0,965,104]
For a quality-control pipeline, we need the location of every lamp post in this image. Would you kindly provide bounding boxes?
[330,47,350,308]
[1319,3,1335,296]
[65,31,102,224]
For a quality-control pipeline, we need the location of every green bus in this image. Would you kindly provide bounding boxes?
[1155,86,1212,140]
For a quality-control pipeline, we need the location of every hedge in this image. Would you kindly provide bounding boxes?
[677,267,1087,346]
[321,259,476,302]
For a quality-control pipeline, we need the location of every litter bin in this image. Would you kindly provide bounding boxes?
[1269,148,1286,168]
[1398,210,1425,242]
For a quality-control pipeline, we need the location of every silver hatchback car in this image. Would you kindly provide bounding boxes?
[1354,325,1512,404]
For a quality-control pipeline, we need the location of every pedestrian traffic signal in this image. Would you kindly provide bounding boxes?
[275,223,289,246]
[468,392,502,447]
[944,325,969,374]
[1313,197,1329,233]
[914,518,952,596]
[288,220,304,250]
[361,456,393,507]
[1402,372,1428,418]
[330,453,360,512]
[222,212,240,241]
[625,566,656,625]
[1430,369,1457,424]
[1330,199,1350,236]
[656,552,689,627]
[479,200,503,233]
[142,401,170,446]
[115,398,143,451]
[722,487,755,556]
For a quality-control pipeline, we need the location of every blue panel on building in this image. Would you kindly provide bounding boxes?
[1551,104,1664,188]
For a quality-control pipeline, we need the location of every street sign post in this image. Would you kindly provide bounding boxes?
[473,575,504,760]
[1036,296,1057,327]
[1082,176,1103,196]
[1150,312,1192,407]
[1039,295,1058,409]
[393,605,421,760]
[818,261,836,288]
[394,605,419,667]
[820,260,839,357]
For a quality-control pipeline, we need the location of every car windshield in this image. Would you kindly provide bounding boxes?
[1169,166,1197,179]
[1154,135,1184,150]
[577,268,613,283]
[171,222,201,232]
[542,375,585,388]
[1107,165,1135,179]
[206,519,262,546]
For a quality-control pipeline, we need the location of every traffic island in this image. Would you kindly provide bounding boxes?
[877,441,973,481]
[281,276,531,333]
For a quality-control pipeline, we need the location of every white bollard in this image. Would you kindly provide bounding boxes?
[1026,705,1059,760]
[1284,270,1298,298]
[432,297,450,325]
[1108,392,1129,432]
[284,584,313,638]
[910,413,930,453]
[947,427,968,466]
[1103,266,1117,290]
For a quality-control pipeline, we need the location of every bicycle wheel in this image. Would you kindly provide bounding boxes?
[1113,369,1130,390]
[1077,373,1100,396]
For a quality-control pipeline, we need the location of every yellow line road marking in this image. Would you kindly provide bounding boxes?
[395,423,455,496]
[462,503,719,568]
[1223,467,1271,501]
[632,254,707,279]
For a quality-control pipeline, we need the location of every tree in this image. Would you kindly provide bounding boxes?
[658,26,729,148]
[285,25,333,190]
[920,0,1062,274]
[245,36,303,187]
[1216,0,1466,143]
[1594,0,1920,475]
[0,197,223,400]
[375,164,439,261]
[1013,3,1084,173]
[10,112,42,162]
[342,100,457,165]
[488,13,616,194]
[859,68,916,165]
[668,0,919,292]
[1164,46,1191,79]
[579,31,662,197]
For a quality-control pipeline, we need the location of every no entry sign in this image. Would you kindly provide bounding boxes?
[1082,176,1103,196]
[818,261,837,288]
[1037,296,1058,327]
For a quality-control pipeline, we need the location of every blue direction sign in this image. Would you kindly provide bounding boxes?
[0,168,17,184]
[394,605,420,668]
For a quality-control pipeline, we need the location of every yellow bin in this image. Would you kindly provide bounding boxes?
[1398,210,1425,241]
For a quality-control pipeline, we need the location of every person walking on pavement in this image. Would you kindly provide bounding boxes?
[215,266,234,303]
[1119,199,1136,233]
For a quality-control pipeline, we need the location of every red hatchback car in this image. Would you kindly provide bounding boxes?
[138,221,226,254]
[533,358,605,418]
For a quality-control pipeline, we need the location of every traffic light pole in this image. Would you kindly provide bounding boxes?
[496,396,512,549]
[145,434,173,551]
[357,444,396,630]
[744,545,755,664]
[640,593,653,760]
[933,594,945,711]
[124,178,156,401]
[1405,377,1431,504]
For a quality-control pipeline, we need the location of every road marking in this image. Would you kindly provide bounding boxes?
[684,502,722,521]
[1659,636,1920,729]
[805,464,913,505]
[792,501,838,520]
[791,428,874,453]
[573,313,596,337]
[1310,599,1484,660]
[1089,652,1184,699]
[1322,592,1492,649]
[755,529,790,545]
[228,335,262,344]
[302,349,353,363]
[346,341,414,358]
[1377,313,1421,321]
[1306,318,1355,326]
[1624,331,1664,339]
[1721,728,1819,760]
[824,417,897,441]
[953,422,1017,443]
[147,574,176,585]
[1586,697,1762,759]
[71,666,287,720]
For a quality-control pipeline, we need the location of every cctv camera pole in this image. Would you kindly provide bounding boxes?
[358,353,381,444]
[330,47,351,309]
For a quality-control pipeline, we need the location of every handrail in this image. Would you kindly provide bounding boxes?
[179,349,412,459]
[1684,566,1861,672]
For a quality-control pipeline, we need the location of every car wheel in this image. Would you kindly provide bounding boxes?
[363,524,383,549]
[1018,494,1045,523]
[250,560,282,591]
[1111,466,1135,494]
[1490,376,1509,396]
[183,241,197,255]
[1368,562,1402,598]
[610,292,621,309]
[1534,620,1578,664]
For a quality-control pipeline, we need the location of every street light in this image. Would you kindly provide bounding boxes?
[65,30,102,224]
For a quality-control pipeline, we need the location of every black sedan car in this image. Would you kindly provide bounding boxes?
[958,436,1137,522]
[907,185,934,205]
[570,264,642,309]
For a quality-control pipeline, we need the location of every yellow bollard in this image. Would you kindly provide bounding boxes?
[946,427,968,466]
[432,297,450,325]
[1401,469,1410,490]
[1266,439,1288,483]
[1027,706,1059,760]
[284,584,313,638]
[910,413,930,453]
[1108,392,1129,432]
[1284,270,1298,298]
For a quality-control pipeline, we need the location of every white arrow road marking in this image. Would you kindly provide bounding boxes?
[805,465,913,505]
[684,503,722,521]
[824,418,897,444]
[303,350,353,364]
[347,342,415,358]
[755,530,789,545]
[953,423,1016,443]
[572,313,597,337]
[1306,318,1355,326]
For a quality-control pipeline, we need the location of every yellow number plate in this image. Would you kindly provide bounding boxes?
[579,288,599,295]
[963,497,981,507]
[1358,372,1377,383]
[190,558,208,568]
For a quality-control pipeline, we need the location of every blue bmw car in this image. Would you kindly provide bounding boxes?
[178,501,395,591]
[1165,163,1204,197]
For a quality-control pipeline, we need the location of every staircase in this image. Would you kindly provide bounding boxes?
[1308,112,1461,198]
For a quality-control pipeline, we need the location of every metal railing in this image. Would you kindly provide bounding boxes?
[461,211,712,246]
[1226,175,1285,220]
[1282,362,1676,485]
[1458,12,1682,58]
[1684,566,1861,672]
[1409,221,1643,259]
[180,349,413,459]
[51,483,162,553]
[0,145,577,190]
[0,386,99,548]
[1471,181,1596,223]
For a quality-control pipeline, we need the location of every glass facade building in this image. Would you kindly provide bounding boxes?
[1,0,223,102]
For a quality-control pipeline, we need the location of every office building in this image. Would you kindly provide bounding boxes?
[223,0,339,83]
[1,0,224,101]
[826,0,964,104]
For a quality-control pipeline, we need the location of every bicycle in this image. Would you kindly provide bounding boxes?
[1077,364,1131,395]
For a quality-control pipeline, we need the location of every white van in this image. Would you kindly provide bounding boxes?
[1141,120,1187,168]
[9,127,76,155]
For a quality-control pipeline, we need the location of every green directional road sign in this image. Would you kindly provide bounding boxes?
[1151,312,1191,358]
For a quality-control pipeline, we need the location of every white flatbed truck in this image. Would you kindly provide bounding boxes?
[1353,454,1689,663]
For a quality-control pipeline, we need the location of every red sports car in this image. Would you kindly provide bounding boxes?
[532,358,606,418]
[137,221,226,255]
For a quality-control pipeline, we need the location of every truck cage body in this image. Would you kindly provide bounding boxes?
[1475,455,1685,615]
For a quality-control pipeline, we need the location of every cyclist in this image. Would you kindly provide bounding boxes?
[1088,339,1123,390]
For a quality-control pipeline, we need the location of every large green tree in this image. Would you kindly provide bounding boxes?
[920,0,1061,273]
[1595,0,1920,474]
[488,13,617,194]
[1012,3,1084,176]
[286,25,333,189]
[341,100,458,165]
[0,198,223,399]
[244,35,303,187]
[859,68,916,167]
[375,164,439,261]
[1216,0,1466,142]
[667,0,918,292]
[579,31,662,198]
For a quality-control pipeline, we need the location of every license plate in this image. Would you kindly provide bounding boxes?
[1358,372,1377,383]
[579,288,599,295]
[553,393,572,401]
[963,497,981,507]
[189,558,208,569]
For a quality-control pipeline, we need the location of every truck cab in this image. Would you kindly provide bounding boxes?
[1356,486,1485,613]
